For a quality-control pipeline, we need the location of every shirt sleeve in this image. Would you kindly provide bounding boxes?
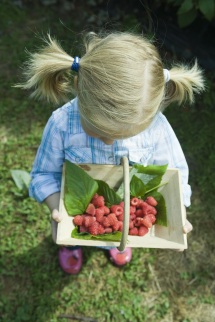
[29,113,65,203]
[152,113,192,207]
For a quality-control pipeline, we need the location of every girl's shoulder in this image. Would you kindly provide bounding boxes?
[146,112,170,134]
[51,97,80,132]
[150,112,169,127]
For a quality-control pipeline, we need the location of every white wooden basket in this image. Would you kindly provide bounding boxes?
[56,157,187,250]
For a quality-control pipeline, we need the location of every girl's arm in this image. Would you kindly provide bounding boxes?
[45,192,60,212]
[29,111,65,203]
[44,192,62,242]
[29,111,66,241]
[152,113,192,207]
[151,113,193,235]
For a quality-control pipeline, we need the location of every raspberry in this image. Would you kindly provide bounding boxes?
[102,206,110,215]
[104,227,113,233]
[119,201,124,208]
[140,202,152,216]
[107,213,118,226]
[79,225,88,233]
[97,224,105,235]
[146,205,157,215]
[138,200,144,208]
[91,193,99,203]
[138,226,149,236]
[103,216,111,227]
[130,213,136,221]
[110,205,123,216]
[73,215,83,226]
[95,207,105,216]
[118,221,123,231]
[147,214,156,224]
[129,220,134,229]
[112,221,120,231]
[130,197,140,207]
[135,209,143,217]
[85,203,96,216]
[129,227,139,235]
[135,217,143,227]
[88,222,99,235]
[145,196,158,207]
[118,213,124,221]
[96,212,104,223]
[84,216,96,227]
[130,206,136,215]
[141,216,153,228]
[93,196,105,207]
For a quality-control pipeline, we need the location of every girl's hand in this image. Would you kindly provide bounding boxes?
[51,209,63,243]
[175,207,193,251]
[175,219,193,252]
[44,193,61,243]
[183,219,193,234]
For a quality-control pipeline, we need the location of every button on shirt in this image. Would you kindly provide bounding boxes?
[29,97,192,207]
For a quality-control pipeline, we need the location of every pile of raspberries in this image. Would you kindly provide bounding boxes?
[73,193,158,237]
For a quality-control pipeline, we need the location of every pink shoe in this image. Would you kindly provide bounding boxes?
[109,247,132,266]
[58,247,83,274]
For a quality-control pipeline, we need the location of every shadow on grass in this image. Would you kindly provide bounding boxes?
[1,237,97,322]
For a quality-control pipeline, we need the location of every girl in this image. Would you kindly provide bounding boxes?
[17,32,204,274]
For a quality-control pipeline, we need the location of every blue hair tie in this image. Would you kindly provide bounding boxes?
[71,56,80,72]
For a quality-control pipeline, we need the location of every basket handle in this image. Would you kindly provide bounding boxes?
[117,156,130,252]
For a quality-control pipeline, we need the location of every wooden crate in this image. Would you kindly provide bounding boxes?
[56,161,187,250]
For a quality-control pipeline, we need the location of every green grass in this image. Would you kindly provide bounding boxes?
[0,1,215,321]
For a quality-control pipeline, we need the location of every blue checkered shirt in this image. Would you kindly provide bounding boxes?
[29,97,191,207]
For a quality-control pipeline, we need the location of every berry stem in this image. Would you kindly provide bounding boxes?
[145,181,168,195]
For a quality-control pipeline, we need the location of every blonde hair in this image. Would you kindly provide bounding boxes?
[17,32,205,138]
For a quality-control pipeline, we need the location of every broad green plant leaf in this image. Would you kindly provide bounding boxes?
[10,170,31,191]
[133,163,168,176]
[96,180,122,206]
[130,175,146,198]
[178,0,193,14]
[177,8,197,27]
[199,0,215,21]
[117,164,167,198]
[64,161,98,215]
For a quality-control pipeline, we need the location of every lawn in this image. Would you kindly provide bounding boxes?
[0,1,215,321]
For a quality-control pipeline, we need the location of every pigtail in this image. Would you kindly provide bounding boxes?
[164,61,205,107]
[16,35,74,104]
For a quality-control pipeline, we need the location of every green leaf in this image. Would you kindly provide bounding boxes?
[117,164,168,199]
[198,0,215,21]
[96,180,122,206]
[130,175,146,198]
[178,0,194,14]
[177,8,197,27]
[10,170,31,191]
[133,164,168,193]
[133,164,168,176]
[64,161,98,216]
[71,226,122,241]
[146,191,167,226]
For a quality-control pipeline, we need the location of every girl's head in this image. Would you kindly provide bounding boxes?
[17,32,205,140]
